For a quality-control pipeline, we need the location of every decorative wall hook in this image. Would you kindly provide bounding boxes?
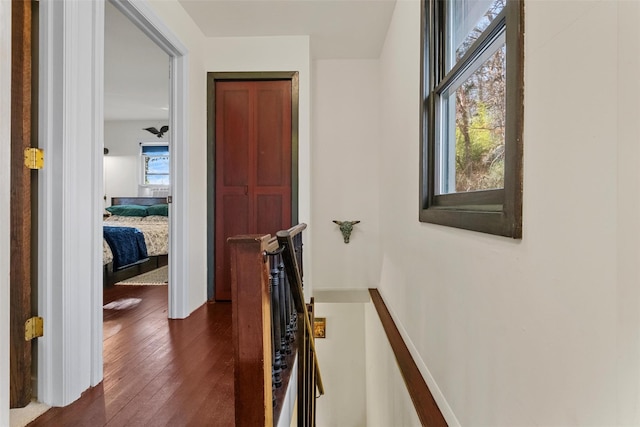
[333,220,360,244]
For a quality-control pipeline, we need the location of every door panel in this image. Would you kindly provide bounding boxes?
[221,89,250,187]
[256,88,285,186]
[256,194,285,238]
[214,80,292,301]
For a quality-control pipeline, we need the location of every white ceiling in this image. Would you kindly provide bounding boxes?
[104,0,397,121]
[104,1,169,121]
[178,0,397,59]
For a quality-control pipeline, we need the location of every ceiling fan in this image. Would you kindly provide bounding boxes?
[143,125,169,138]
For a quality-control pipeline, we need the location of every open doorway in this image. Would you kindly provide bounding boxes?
[103,1,170,289]
[103,0,190,322]
[100,0,174,402]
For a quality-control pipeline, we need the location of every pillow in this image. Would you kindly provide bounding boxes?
[105,204,149,217]
[147,203,168,216]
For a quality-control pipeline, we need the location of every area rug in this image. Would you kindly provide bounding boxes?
[116,265,168,286]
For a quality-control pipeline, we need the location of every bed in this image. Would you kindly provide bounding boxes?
[103,197,169,286]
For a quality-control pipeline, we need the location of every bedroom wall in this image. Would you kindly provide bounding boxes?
[372,0,640,425]
[103,120,168,206]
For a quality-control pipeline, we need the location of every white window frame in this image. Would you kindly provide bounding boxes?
[139,141,170,187]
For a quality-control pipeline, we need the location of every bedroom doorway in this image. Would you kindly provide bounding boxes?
[103,1,171,290]
[101,0,190,323]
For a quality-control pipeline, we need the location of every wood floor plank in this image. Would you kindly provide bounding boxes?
[104,320,230,425]
[29,284,235,426]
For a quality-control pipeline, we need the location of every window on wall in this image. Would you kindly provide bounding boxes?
[140,143,170,186]
[420,0,524,238]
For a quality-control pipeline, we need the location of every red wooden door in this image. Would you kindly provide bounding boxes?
[215,80,292,301]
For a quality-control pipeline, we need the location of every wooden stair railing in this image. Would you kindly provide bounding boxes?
[277,225,325,426]
[229,224,324,427]
[369,289,448,426]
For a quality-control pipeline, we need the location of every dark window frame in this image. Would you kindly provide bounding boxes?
[419,0,524,238]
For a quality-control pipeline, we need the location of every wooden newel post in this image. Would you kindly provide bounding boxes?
[229,235,274,427]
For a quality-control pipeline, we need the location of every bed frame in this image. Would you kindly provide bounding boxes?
[103,196,169,286]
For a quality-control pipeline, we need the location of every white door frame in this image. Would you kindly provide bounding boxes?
[107,0,190,321]
[37,0,189,407]
[1,1,12,424]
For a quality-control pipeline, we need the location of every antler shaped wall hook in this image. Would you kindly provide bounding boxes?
[333,220,360,244]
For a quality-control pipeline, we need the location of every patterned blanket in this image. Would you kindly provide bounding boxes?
[103,226,149,270]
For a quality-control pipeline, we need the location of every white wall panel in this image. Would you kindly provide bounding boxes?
[315,301,367,427]
[364,303,421,427]
[311,59,381,291]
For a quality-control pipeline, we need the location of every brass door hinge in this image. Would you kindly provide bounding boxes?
[25,316,44,341]
[24,148,44,170]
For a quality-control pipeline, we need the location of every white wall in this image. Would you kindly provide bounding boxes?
[311,59,381,291]
[310,60,382,426]
[103,120,168,205]
[364,302,420,427]
[314,298,368,427]
[146,0,209,311]
[614,2,640,422]
[0,1,11,424]
[373,0,640,425]
[203,35,314,291]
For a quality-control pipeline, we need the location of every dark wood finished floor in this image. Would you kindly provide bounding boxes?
[29,285,234,427]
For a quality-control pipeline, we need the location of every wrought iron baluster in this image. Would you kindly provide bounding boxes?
[270,256,283,388]
[294,233,304,285]
[281,258,295,346]
[269,269,279,410]
[277,258,292,356]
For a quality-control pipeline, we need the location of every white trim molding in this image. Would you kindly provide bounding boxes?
[1,1,12,423]
[37,0,190,407]
[38,0,105,406]
[91,0,106,388]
